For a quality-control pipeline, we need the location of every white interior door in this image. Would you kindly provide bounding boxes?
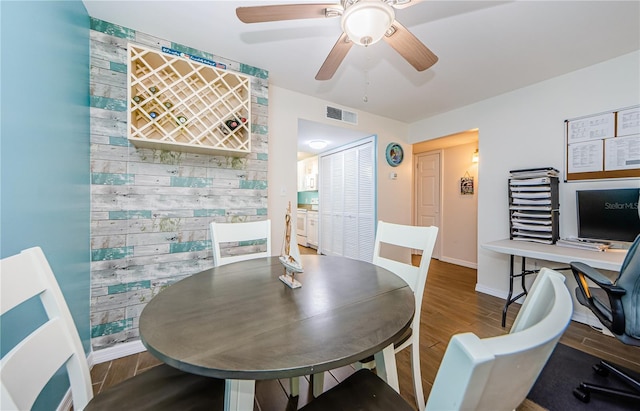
[415,151,441,259]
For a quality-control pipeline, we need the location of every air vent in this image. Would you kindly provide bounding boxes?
[326,106,358,125]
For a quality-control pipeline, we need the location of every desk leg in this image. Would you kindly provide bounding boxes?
[502,255,537,327]
[224,379,255,411]
[374,344,400,393]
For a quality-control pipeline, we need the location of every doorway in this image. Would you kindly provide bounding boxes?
[415,151,442,259]
[413,130,479,269]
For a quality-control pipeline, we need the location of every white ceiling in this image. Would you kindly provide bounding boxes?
[83,0,640,154]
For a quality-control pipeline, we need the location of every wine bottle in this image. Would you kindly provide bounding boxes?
[225,119,239,130]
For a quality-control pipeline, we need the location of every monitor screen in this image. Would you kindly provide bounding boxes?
[577,188,640,243]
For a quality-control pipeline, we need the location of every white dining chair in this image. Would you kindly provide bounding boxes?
[311,221,438,410]
[0,247,224,411]
[300,267,574,411]
[210,219,272,267]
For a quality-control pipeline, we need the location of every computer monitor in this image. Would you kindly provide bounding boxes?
[576,188,640,245]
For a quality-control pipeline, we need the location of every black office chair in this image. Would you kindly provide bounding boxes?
[570,234,640,404]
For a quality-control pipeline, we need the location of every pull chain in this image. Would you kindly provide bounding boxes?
[363,49,371,103]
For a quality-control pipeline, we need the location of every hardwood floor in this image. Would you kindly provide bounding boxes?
[91,251,640,410]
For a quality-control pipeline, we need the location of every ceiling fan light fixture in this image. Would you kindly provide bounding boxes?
[309,140,328,150]
[341,1,394,46]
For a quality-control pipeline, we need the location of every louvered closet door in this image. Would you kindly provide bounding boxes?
[319,138,375,261]
[356,142,375,262]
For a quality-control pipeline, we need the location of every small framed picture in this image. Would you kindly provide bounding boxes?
[461,175,474,195]
[385,143,404,167]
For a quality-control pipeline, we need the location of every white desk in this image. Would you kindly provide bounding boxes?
[482,239,627,326]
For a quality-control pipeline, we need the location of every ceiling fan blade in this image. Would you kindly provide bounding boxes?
[392,0,424,9]
[383,20,438,71]
[315,33,353,81]
[236,3,340,23]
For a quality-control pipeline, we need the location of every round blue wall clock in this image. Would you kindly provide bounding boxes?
[385,143,404,167]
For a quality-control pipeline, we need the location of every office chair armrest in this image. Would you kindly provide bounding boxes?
[571,261,627,335]
[570,262,626,294]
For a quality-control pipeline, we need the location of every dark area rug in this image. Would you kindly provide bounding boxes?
[527,343,640,410]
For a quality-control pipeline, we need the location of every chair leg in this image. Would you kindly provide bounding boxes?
[312,373,324,397]
[599,360,640,392]
[289,377,299,397]
[411,343,426,411]
[573,360,640,403]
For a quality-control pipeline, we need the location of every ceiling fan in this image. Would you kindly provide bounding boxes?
[236,0,438,80]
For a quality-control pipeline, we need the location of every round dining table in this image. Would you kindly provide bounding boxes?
[139,254,415,411]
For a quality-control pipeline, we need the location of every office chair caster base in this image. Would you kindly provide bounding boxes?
[574,382,640,403]
[573,385,591,403]
[593,363,609,376]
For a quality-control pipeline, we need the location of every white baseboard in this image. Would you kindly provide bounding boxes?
[475,284,615,337]
[474,284,509,300]
[90,339,147,365]
[439,256,477,269]
[57,340,147,410]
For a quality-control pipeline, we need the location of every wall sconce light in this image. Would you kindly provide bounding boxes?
[472,149,479,163]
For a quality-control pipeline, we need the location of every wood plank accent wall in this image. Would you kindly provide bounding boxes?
[89,18,269,350]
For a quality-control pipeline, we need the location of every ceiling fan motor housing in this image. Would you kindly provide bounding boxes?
[341,0,395,46]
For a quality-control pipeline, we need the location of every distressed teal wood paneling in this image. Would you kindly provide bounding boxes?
[91,246,134,261]
[90,95,126,111]
[238,239,267,247]
[109,136,130,146]
[109,210,152,219]
[91,172,134,185]
[169,241,210,253]
[91,318,133,338]
[240,63,268,79]
[239,180,268,190]
[194,209,226,217]
[109,61,127,73]
[170,176,211,187]
[252,123,268,135]
[108,280,151,295]
[90,20,270,351]
[90,17,135,40]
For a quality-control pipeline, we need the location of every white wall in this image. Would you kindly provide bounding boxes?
[268,86,411,259]
[407,51,640,300]
[441,142,478,268]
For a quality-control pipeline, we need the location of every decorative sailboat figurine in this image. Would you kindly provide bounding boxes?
[279,202,303,289]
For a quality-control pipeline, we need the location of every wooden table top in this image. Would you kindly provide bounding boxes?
[139,255,414,380]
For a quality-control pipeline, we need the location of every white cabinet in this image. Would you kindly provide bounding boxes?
[297,156,319,191]
[307,211,319,248]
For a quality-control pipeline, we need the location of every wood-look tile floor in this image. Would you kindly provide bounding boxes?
[91,250,640,410]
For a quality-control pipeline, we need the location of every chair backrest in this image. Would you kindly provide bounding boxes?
[210,219,272,267]
[372,221,439,331]
[425,267,573,411]
[1,247,93,410]
[616,234,640,338]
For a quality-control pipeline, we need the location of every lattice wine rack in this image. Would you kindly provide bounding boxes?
[127,44,251,155]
